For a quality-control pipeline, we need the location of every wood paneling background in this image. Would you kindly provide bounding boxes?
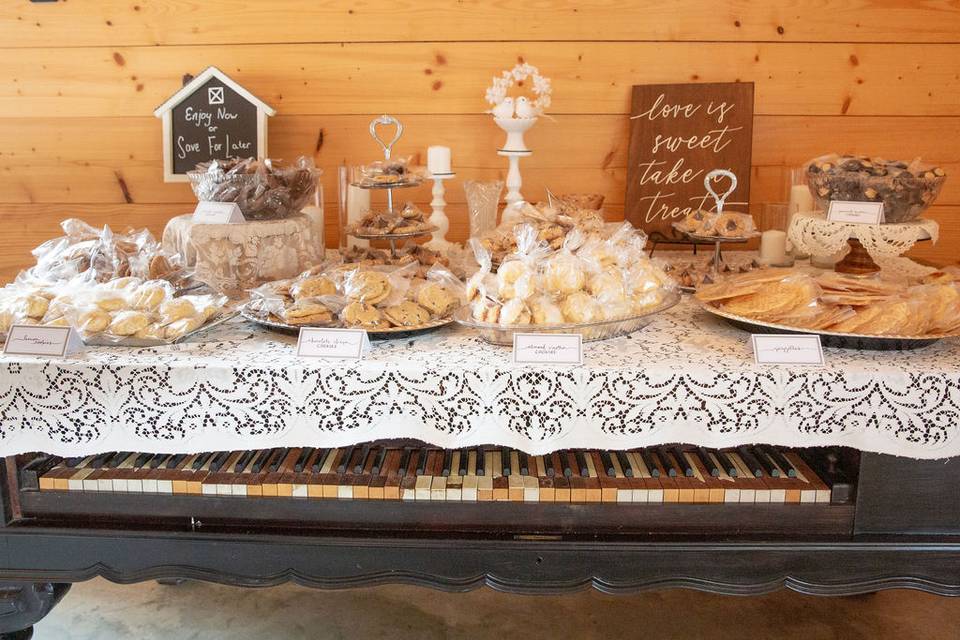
[0,0,958,281]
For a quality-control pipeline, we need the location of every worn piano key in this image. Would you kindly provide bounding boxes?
[353,445,370,475]
[592,451,622,502]
[728,452,768,503]
[292,447,314,473]
[685,452,725,503]
[460,449,478,501]
[445,451,463,501]
[380,449,402,500]
[648,453,679,502]
[736,447,764,478]
[190,452,212,471]
[147,454,169,470]
[370,447,387,477]
[209,450,232,473]
[581,451,602,502]
[401,449,420,501]
[343,448,373,500]
[763,446,797,478]
[429,451,447,501]
[320,448,344,498]
[112,453,141,492]
[542,452,555,477]
[695,447,720,477]
[440,449,453,478]
[750,446,780,478]
[132,452,153,469]
[457,449,469,477]
[713,449,738,478]
[500,447,512,477]
[672,447,695,477]
[615,451,633,478]
[336,446,354,475]
[599,451,616,478]
[574,450,590,478]
[627,451,662,503]
[784,451,832,503]
[656,447,679,477]
[276,449,304,497]
[518,451,530,476]
[415,447,430,477]
[507,451,524,501]
[640,449,661,478]
[367,449,391,500]
[396,448,412,479]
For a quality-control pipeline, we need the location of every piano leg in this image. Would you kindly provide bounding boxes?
[0,582,70,637]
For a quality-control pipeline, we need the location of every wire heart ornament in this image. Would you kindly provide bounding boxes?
[369,115,403,160]
[704,169,738,214]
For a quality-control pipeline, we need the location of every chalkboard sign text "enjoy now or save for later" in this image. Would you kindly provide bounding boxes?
[154,66,276,182]
[625,82,754,241]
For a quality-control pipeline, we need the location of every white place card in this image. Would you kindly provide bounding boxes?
[512,333,583,365]
[296,327,370,360]
[752,334,824,366]
[192,201,245,224]
[827,200,884,224]
[4,325,84,357]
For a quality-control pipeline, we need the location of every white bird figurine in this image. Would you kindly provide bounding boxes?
[491,97,515,119]
[514,96,537,119]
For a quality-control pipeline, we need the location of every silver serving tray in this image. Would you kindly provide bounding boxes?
[700,303,960,351]
[454,291,681,345]
[82,311,238,347]
[240,302,454,340]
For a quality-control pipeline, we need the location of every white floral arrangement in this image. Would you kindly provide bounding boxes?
[484,62,552,118]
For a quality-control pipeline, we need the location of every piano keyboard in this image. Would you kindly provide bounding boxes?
[26,445,834,504]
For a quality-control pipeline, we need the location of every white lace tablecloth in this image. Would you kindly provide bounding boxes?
[1,294,958,459]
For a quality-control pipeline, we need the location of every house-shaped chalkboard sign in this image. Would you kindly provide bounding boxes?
[153,66,276,182]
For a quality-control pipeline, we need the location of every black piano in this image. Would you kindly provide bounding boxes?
[0,442,957,637]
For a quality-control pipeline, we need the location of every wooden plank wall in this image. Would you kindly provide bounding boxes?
[0,0,958,282]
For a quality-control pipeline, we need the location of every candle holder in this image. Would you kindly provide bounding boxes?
[495,117,536,205]
[425,171,456,250]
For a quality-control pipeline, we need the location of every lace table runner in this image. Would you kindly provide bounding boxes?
[1,294,957,458]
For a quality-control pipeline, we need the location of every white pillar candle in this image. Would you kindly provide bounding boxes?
[346,185,371,248]
[759,230,788,265]
[427,145,452,175]
[787,184,814,216]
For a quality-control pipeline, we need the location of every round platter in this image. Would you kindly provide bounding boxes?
[454,291,681,346]
[348,225,437,241]
[240,302,454,340]
[682,232,756,243]
[700,303,959,351]
[351,179,423,190]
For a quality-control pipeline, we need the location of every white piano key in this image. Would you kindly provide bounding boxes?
[157,480,173,495]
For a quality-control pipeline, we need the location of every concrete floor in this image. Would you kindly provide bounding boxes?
[33,579,960,639]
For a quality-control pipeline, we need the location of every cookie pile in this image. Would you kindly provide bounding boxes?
[341,243,459,278]
[188,156,320,220]
[0,277,226,343]
[354,157,423,187]
[469,222,675,327]
[673,210,758,238]
[478,197,606,264]
[696,269,960,336]
[806,154,947,223]
[352,203,433,236]
[19,218,185,286]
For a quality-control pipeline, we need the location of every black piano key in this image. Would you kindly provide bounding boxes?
[599,451,616,477]
[165,454,188,470]
[764,446,797,478]
[148,454,170,470]
[354,445,371,474]
[657,447,678,477]
[519,452,530,476]
[543,453,556,478]
[441,449,453,477]
[132,453,153,469]
[639,449,660,478]
[293,447,315,473]
[737,447,764,478]
[713,450,738,477]
[615,451,633,478]
[251,449,273,473]
[696,447,720,477]
[336,447,355,474]
[475,447,486,477]
[106,452,131,468]
[750,446,780,477]
[574,450,589,477]
[192,452,214,470]
[500,448,512,477]
[235,450,257,473]
[397,448,412,478]
[672,447,694,477]
[457,449,469,477]
[371,447,387,476]
[415,448,429,476]
[269,448,290,473]
[64,456,85,468]
[561,451,573,478]
[89,452,115,469]
[209,451,232,472]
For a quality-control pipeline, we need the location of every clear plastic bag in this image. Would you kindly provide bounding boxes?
[188,156,321,220]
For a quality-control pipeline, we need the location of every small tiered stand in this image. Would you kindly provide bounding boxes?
[348,115,436,257]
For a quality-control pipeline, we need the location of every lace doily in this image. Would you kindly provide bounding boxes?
[0,289,958,459]
[788,212,939,261]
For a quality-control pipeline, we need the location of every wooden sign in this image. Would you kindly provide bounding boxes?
[625,82,754,242]
[153,66,275,182]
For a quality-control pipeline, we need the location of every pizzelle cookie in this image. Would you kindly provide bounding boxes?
[383,301,431,327]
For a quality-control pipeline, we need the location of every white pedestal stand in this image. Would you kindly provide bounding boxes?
[494,117,536,205]
[425,172,455,250]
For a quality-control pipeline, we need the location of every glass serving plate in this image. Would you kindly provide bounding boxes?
[240,301,454,340]
[700,303,960,351]
[453,291,681,345]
